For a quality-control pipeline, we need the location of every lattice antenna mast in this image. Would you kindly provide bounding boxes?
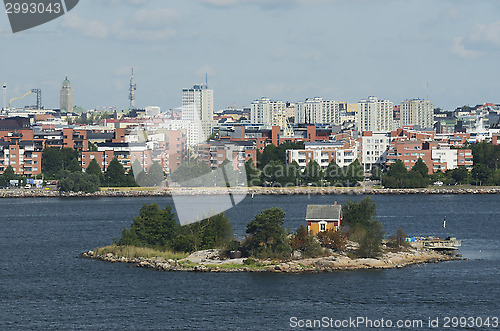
[129,68,136,109]
[2,83,6,110]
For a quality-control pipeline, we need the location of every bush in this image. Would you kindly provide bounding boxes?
[356,221,385,258]
[387,227,410,250]
[317,229,347,252]
[290,225,323,258]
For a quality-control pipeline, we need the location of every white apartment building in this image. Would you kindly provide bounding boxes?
[182,84,216,143]
[287,142,359,170]
[250,97,286,127]
[356,96,394,133]
[360,132,391,172]
[400,99,434,129]
[295,97,346,125]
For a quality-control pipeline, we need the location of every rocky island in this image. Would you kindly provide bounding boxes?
[82,247,459,273]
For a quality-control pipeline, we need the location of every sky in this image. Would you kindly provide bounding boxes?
[1,0,500,112]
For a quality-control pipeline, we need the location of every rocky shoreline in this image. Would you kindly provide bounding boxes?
[81,248,459,273]
[2,186,500,198]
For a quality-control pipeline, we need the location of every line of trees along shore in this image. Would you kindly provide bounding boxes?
[111,197,408,260]
[7,141,497,192]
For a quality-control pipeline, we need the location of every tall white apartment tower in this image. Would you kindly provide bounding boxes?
[295,97,346,125]
[250,97,286,126]
[400,99,434,129]
[356,96,394,133]
[182,84,215,144]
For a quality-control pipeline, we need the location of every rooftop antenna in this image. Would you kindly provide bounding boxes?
[426,82,429,101]
[129,68,136,110]
[2,83,6,111]
[205,73,208,86]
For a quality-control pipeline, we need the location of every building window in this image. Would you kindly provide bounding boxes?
[320,222,326,232]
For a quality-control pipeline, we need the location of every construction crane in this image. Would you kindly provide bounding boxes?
[8,88,42,109]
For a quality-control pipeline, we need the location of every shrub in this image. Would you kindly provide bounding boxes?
[317,229,347,252]
[290,225,323,258]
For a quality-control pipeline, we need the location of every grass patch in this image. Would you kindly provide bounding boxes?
[95,245,188,260]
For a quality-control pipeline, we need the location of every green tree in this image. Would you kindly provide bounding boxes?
[258,144,279,169]
[382,159,407,188]
[41,147,81,178]
[169,160,212,186]
[342,197,377,228]
[472,164,493,186]
[450,166,469,184]
[104,158,130,187]
[324,160,342,185]
[119,204,179,249]
[356,221,385,258]
[244,207,291,259]
[245,158,261,186]
[342,159,364,186]
[173,212,233,252]
[471,141,500,171]
[281,161,301,186]
[260,160,281,185]
[370,165,383,181]
[302,160,323,185]
[58,172,100,193]
[147,161,165,187]
[0,165,19,187]
[85,159,104,183]
[411,158,429,178]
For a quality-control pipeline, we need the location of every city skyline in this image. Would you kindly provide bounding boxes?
[1,0,500,111]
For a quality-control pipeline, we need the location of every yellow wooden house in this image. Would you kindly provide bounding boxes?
[306,202,342,235]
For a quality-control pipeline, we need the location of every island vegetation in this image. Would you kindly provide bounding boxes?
[83,197,454,273]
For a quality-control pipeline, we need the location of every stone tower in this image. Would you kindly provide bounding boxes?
[60,77,74,112]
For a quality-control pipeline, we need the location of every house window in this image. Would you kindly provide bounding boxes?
[319,222,327,232]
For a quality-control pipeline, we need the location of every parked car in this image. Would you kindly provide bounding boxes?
[433,181,443,186]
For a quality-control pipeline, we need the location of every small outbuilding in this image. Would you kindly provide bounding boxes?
[306,202,342,235]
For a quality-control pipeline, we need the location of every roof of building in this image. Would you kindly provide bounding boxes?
[306,204,341,221]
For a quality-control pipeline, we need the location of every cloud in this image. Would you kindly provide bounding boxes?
[61,13,108,39]
[112,21,176,41]
[297,51,324,62]
[451,37,481,59]
[131,8,180,28]
[196,0,240,6]
[470,21,500,47]
[197,64,216,77]
[105,0,151,5]
[194,0,341,8]
[60,8,179,41]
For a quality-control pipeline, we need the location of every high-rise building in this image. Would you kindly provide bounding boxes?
[356,96,394,133]
[400,99,434,129]
[295,97,346,125]
[181,84,215,144]
[250,97,286,126]
[60,77,73,112]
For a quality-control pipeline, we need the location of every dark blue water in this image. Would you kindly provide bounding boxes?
[0,195,498,330]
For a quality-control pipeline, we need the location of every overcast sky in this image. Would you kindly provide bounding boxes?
[1,0,500,111]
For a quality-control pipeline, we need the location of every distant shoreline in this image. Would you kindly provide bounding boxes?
[1,186,500,198]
